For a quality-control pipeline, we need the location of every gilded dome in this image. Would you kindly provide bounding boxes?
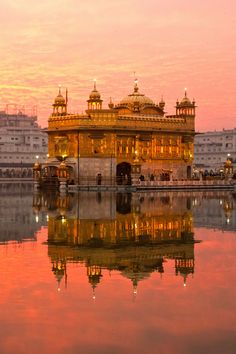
[54,87,66,105]
[88,80,101,101]
[89,89,101,100]
[180,96,191,106]
[118,80,155,107]
[179,90,192,106]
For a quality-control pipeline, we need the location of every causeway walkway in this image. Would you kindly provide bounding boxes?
[68,180,236,192]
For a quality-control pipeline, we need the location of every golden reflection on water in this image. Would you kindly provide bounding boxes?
[34,191,203,293]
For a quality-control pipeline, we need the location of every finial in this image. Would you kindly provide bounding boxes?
[58,84,62,95]
[132,280,138,302]
[94,78,97,91]
[134,78,139,93]
[132,71,139,92]
[133,287,137,301]
[66,88,68,105]
[184,87,187,97]
[108,97,114,109]
[159,95,165,109]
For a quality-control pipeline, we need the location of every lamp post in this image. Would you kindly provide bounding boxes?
[33,155,41,190]
[224,153,233,178]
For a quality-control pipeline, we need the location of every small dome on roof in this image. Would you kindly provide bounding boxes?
[89,89,101,100]
[88,80,102,101]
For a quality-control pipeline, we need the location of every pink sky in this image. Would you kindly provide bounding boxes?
[0,0,235,131]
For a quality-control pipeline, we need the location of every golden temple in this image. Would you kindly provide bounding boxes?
[35,80,196,188]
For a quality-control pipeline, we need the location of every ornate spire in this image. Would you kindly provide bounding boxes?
[159,95,165,110]
[108,97,114,109]
[87,79,103,110]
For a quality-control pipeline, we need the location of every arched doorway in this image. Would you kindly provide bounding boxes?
[41,166,59,188]
[116,162,131,185]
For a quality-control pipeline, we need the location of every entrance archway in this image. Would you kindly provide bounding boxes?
[41,166,59,188]
[116,162,131,185]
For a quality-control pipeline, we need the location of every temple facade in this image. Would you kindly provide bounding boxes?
[37,80,196,187]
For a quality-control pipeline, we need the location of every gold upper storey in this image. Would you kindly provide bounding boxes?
[48,81,196,134]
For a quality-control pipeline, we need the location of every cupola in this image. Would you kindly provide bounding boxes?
[176,89,196,116]
[87,79,103,110]
[52,86,68,116]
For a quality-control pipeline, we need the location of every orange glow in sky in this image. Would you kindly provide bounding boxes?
[0,0,235,131]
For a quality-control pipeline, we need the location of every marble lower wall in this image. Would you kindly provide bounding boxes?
[78,158,191,182]
[79,157,116,184]
[141,161,191,180]
[44,157,192,184]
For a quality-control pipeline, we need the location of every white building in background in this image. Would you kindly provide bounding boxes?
[0,107,48,177]
[194,129,236,171]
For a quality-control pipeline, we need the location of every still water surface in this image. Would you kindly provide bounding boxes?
[0,184,236,354]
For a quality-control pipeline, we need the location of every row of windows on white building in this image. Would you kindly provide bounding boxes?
[194,129,236,169]
[0,111,48,168]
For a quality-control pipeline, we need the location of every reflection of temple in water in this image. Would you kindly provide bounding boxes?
[34,191,198,293]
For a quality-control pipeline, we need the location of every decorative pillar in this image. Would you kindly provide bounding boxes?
[58,161,69,192]
[131,163,141,185]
